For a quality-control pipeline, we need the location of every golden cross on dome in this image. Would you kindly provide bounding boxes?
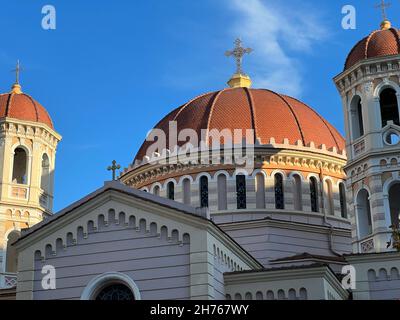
[225,38,253,75]
[107,160,121,181]
[12,60,22,85]
[375,0,391,22]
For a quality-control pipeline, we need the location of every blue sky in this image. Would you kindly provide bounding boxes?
[0,0,398,211]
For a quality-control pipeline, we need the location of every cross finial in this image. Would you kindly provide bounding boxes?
[375,0,391,25]
[10,60,23,94]
[12,60,21,85]
[107,160,121,181]
[225,38,253,75]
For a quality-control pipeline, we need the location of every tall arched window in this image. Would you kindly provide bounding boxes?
[339,183,347,218]
[199,176,209,208]
[167,182,174,200]
[275,174,284,210]
[6,230,20,273]
[356,189,373,238]
[350,96,364,140]
[324,180,334,215]
[236,175,247,209]
[380,88,400,127]
[182,178,191,205]
[293,174,302,211]
[217,174,227,210]
[310,177,319,213]
[255,173,265,209]
[153,185,160,196]
[389,183,400,228]
[41,154,50,193]
[12,147,28,184]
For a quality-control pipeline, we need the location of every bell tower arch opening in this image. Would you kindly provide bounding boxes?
[380,88,400,127]
[12,147,28,185]
[350,95,364,140]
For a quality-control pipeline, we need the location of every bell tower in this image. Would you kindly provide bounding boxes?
[334,20,400,254]
[0,70,61,288]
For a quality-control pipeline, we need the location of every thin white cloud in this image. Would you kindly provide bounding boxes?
[226,0,329,97]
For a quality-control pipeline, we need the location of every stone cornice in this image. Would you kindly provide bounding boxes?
[333,54,400,95]
[0,118,62,148]
[345,251,400,264]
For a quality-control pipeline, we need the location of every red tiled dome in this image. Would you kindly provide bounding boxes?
[0,91,54,129]
[135,87,345,161]
[345,27,400,70]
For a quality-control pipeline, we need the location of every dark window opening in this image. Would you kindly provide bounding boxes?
[310,177,319,213]
[167,182,174,200]
[380,88,400,127]
[200,176,209,208]
[275,174,284,210]
[236,175,247,209]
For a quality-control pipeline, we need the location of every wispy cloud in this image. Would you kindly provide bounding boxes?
[226,0,329,97]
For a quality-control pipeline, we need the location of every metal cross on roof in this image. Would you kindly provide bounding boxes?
[12,60,22,84]
[225,38,253,75]
[107,160,121,181]
[375,0,391,21]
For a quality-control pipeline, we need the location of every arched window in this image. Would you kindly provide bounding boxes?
[266,290,274,300]
[380,88,400,127]
[236,175,246,209]
[153,185,160,196]
[293,174,302,211]
[217,174,227,210]
[310,177,319,213]
[41,154,50,193]
[324,180,334,215]
[12,147,28,184]
[277,289,285,300]
[5,230,20,273]
[96,283,135,301]
[339,183,347,218]
[255,173,265,209]
[199,176,209,208]
[389,183,400,229]
[288,289,297,300]
[356,189,373,238]
[274,174,284,210]
[350,96,364,140]
[167,182,174,200]
[182,179,191,205]
[299,288,308,300]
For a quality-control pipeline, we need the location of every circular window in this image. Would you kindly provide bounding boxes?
[385,132,400,146]
[95,283,135,301]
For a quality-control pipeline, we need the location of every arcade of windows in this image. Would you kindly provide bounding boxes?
[148,173,348,217]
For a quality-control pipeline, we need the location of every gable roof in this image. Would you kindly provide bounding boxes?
[18,180,207,241]
[16,180,263,269]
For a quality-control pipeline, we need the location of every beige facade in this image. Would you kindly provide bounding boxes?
[0,116,61,289]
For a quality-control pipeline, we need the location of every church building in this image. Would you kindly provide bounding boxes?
[0,17,399,300]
